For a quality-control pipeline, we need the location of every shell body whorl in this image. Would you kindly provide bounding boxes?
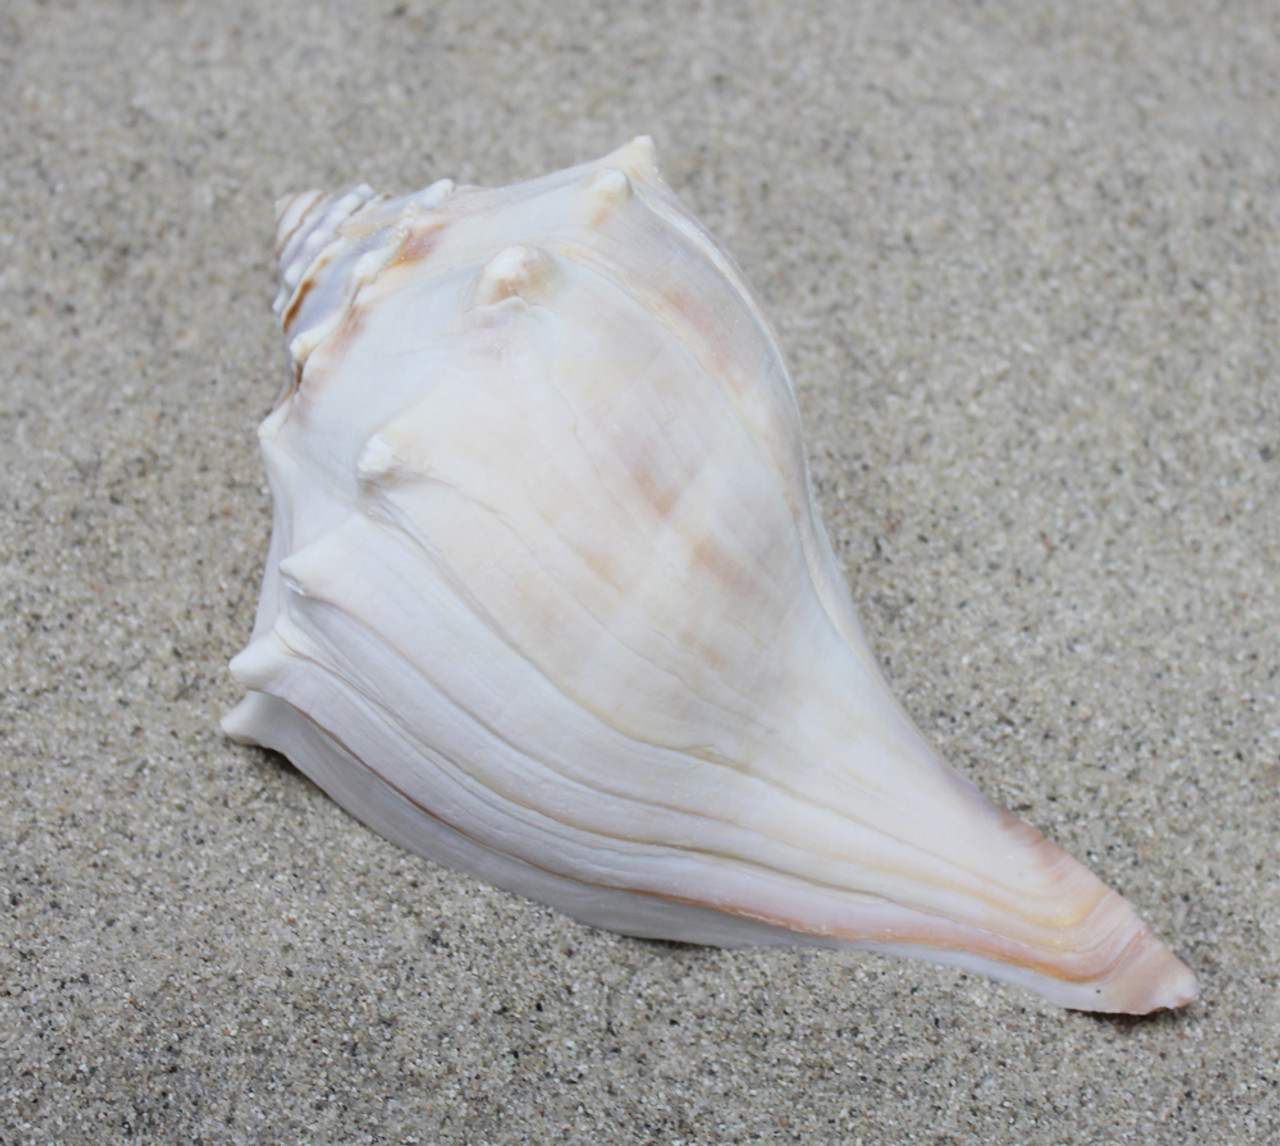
[224,139,1198,1014]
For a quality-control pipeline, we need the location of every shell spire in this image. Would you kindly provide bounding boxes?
[224,139,1198,1014]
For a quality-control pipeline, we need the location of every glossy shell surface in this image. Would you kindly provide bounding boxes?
[224,138,1198,1014]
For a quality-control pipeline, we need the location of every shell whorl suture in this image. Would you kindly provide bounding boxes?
[223,137,1198,1014]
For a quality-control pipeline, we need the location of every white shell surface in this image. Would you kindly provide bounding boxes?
[224,138,1198,1014]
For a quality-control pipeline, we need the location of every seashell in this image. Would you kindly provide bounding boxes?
[223,137,1198,1014]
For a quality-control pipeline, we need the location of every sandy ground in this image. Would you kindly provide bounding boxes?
[2,1,1278,1142]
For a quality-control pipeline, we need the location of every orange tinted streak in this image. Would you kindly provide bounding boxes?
[288,298,370,406]
[280,271,317,339]
[394,220,448,266]
[691,531,754,597]
[577,541,625,593]
[653,888,1134,986]
[631,458,681,521]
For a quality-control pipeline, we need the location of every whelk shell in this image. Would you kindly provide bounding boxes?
[224,138,1198,1013]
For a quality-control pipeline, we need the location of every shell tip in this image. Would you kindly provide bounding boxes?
[1133,952,1201,1014]
[579,167,634,226]
[474,244,553,306]
[602,135,661,184]
[227,633,290,695]
[1093,934,1201,1015]
[221,693,269,746]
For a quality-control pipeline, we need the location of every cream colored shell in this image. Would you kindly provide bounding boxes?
[224,138,1198,1013]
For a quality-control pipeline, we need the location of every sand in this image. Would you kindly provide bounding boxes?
[2,1,1277,1142]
